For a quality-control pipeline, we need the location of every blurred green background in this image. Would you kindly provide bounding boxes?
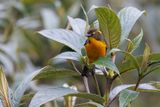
[0,0,160,107]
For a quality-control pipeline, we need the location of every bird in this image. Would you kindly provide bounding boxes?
[84,29,107,63]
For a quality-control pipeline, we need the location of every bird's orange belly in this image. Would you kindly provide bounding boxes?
[85,40,106,63]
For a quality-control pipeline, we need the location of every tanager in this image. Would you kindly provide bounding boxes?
[85,29,107,63]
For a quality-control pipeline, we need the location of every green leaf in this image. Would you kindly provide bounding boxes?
[110,84,134,100]
[110,83,160,101]
[21,93,35,103]
[148,53,160,61]
[125,39,134,53]
[67,93,105,105]
[75,102,103,107]
[150,81,160,90]
[29,87,77,107]
[33,66,79,80]
[95,7,121,49]
[141,44,151,71]
[116,53,160,76]
[81,47,87,56]
[110,48,140,72]
[118,7,145,46]
[52,51,81,62]
[13,67,46,106]
[119,89,139,107]
[0,67,12,107]
[93,56,119,74]
[21,0,53,5]
[137,83,160,92]
[126,29,143,53]
[68,16,89,36]
[39,29,86,54]
[132,29,143,51]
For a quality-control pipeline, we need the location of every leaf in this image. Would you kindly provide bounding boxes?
[33,66,79,80]
[126,29,143,53]
[110,48,140,72]
[0,52,15,75]
[13,67,46,106]
[125,39,134,53]
[68,16,89,36]
[80,4,90,35]
[110,83,160,101]
[39,29,86,54]
[75,102,103,107]
[132,29,143,51]
[110,84,134,100]
[53,51,81,62]
[118,7,145,45]
[117,53,160,75]
[95,7,121,49]
[137,83,159,92]
[29,87,77,107]
[87,5,98,24]
[21,0,53,5]
[67,1,81,17]
[150,81,160,90]
[141,44,151,71]
[93,56,119,74]
[41,9,59,29]
[141,53,160,63]
[21,93,35,102]
[119,89,139,107]
[0,67,11,107]
[0,100,3,107]
[67,93,105,105]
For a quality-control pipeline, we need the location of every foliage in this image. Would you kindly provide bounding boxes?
[0,0,160,107]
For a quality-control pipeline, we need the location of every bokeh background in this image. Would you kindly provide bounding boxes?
[0,0,160,107]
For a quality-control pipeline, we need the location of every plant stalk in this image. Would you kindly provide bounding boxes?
[93,74,101,96]
[127,103,131,107]
[104,53,116,107]
[104,78,112,107]
[70,61,81,75]
[134,77,141,91]
[83,76,90,93]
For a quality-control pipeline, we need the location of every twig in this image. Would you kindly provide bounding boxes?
[70,61,90,93]
[134,78,141,91]
[108,96,117,107]
[70,60,81,75]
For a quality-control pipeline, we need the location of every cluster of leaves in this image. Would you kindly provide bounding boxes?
[1,1,160,107]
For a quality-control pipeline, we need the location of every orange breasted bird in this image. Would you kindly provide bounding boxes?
[84,29,107,63]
